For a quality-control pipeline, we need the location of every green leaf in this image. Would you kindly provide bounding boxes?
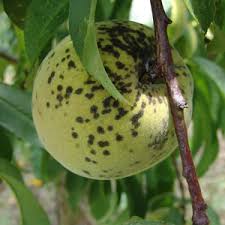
[65,172,88,209]
[183,0,197,21]
[148,193,176,212]
[110,0,132,20]
[146,207,184,225]
[0,83,41,147]
[24,0,69,64]
[207,82,223,124]
[191,95,207,154]
[89,181,115,220]
[207,25,225,55]
[0,83,31,114]
[184,0,216,32]
[40,151,65,182]
[104,208,130,225]
[214,0,225,29]
[193,57,225,99]
[3,0,31,28]
[146,208,170,222]
[207,206,221,225]
[168,0,187,43]
[123,176,147,217]
[189,62,220,175]
[95,0,115,21]
[145,158,175,199]
[123,216,173,225]
[164,207,184,225]
[69,0,128,104]
[0,59,8,81]
[219,101,225,134]
[197,122,218,176]
[0,159,50,225]
[27,146,44,179]
[22,145,61,182]
[0,127,13,160]
[0,158,22,180]
[174,24,198,59]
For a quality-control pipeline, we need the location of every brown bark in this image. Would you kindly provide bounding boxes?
[0,51,18,64]
[149,1,209,225]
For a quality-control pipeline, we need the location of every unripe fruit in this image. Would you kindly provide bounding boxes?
[32,21,193,180]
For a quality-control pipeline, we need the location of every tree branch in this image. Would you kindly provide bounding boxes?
[0,51,18,64]
[149,1,209,225]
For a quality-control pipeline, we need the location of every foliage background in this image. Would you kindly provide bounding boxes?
[0,0,225,224]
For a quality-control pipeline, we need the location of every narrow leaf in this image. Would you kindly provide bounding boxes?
[3,0,31,28]
[108,209,130,225]
[89,181,112,220]
[110,0,132,20]
[0,159,50,225]
[207,25,225,55]
[191,96,207,154]
[148,193,175,211]
[65,172,88,209]
[184,0,216,31]
[25,0,69,64]
[40,151,65,182]
[189,62,220,175]
[193,57,225,100]
[145,158,175,198]
[0,158,22,180]
[95,0,115,21]
[197,131,218,176]
[168,0,187,43]
[214,0,225,29]
[0,83,41,147]
[123,176,147,217]
[0,127,13,160]
[193,94,218,176]
[69,0,128,104]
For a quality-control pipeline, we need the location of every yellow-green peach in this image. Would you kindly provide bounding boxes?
[32,21,193,180]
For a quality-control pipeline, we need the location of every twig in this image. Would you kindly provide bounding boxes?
[172,154,186,223]
[0,51,18,64]
[149,1,209,225]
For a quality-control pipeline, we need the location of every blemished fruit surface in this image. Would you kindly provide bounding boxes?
[32,21,193,180]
